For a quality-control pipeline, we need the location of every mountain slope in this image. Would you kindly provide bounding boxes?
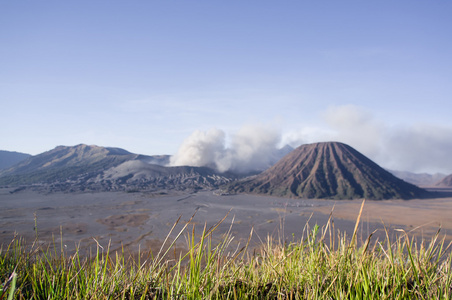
[227,142,427,200]
[435,174,452,187]
[0,144,137,186]
[0,150,31,170]
[388,170,446,187]
[0,144,236,192]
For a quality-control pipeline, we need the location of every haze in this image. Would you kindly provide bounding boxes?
[1,1,451,174]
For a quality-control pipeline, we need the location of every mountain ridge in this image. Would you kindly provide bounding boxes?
[0,144,235,192]
[0,150,31,170]
[0,142,436,199]
[0,144,137,185]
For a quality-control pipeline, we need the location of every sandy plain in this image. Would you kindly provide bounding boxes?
[1,187,452,256]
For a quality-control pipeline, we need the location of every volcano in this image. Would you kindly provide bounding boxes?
[0,144,235,192]
[227,142,427,200]
[0,144,137,186]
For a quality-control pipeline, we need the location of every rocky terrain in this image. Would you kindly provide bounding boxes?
[227,142,428,200]
[0,144,235,193]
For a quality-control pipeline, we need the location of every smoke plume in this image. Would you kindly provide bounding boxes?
[170,125,281,173]
[170,105,452,174]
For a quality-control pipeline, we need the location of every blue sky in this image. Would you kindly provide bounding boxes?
[1,1,452,173]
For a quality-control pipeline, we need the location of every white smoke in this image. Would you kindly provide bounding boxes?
[170,125,281,173]
[322,104,385,160]
[282,104,452,174]
[169,128,226,170]
[383,124,452,173]
[170,105,452,174]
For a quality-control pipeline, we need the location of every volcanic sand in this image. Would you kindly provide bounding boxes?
[1,188,451,256]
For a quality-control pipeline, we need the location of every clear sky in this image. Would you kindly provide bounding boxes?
[1,1,451,173]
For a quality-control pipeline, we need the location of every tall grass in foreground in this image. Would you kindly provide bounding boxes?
[1,202,452,299]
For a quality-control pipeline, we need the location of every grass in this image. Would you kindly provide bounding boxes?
[1,201,452,299]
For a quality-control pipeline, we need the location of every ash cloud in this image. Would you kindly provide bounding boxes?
[170,125,281,173]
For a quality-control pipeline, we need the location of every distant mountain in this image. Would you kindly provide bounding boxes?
[0,144,235,192]
[0,150,31,170]
[227,142,427,200]
[435,174,452,187]
[271,144,294,165]
[388,170,446,187]
[245,144,295,174]
[138,154,171,166]
[0,144,137,186]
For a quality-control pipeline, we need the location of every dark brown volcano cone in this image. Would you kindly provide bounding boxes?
[228,142,427,200]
